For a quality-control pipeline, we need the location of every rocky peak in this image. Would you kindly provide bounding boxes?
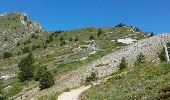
[0,12,43,31]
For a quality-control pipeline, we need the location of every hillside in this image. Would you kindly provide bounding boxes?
[80,62,170,100]
[0,12,153,99]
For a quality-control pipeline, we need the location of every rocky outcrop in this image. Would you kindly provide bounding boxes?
[0,13,44,53]
[19,13,43,31]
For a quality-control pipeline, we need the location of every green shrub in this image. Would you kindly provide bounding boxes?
[43,45,47,49]
[24,39,31,45]
[31,34,36,38]
[119,57,127,70]
[115,23,125,27]
[45,34,54,43]
[3,51,12,59]
[60,40,66,46]
[31,45,36,50]
[135,53,145,64]
[17,42,20,46]
[75,37,79,42]
[150,32,154,37]
[60,36,64,41]
[4,36,7,41]
[22,47,30,54]
[39,71,55,90]
[167,42,170,47]
[89,34,95,40]
[85,72,97,84]
[31,45,40,50]
[97,29,103,37]
[69,37,73,41]
[18,53,34,82]
[158,49,166,62]
[63,88,70,92]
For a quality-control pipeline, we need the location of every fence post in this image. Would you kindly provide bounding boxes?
[164,44,170,61]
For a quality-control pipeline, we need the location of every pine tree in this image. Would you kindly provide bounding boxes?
[18,53,34,82]
[119,57,127,70]
[89,34,95,40]
[97,29,103,37]
[158,49,167,62]
[150,32,154,37]
[39,71,55,90]
[135,53,146,64]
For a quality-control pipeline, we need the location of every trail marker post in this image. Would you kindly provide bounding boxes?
[164,44,170,62]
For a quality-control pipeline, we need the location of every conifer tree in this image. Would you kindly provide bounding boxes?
[119,57,127,70]
[18,53,34,82]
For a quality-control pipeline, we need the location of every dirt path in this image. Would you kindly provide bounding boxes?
[57,71,129,100]
[57,85,91,100]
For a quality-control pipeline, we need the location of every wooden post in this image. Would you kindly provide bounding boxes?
[164,44,170,61]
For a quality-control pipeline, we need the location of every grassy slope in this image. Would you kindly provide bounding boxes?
[0,13,150,99]
[80,62,170,100]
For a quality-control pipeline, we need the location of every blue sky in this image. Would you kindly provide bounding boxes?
[0,0,170,34]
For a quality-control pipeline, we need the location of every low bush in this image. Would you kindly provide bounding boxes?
[3,51,12,59]
[85,72,97,84]
[39,71,55,90]
[22,47,30,54]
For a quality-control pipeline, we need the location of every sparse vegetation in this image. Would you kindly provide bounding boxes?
[80,62,170,100]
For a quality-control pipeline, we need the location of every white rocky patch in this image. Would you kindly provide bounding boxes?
[76,56,88,61]
[1,74,15,80]
[117,38,137,44]
[4,85,11,90]
[20,14,27,26]
[89,50,97,55]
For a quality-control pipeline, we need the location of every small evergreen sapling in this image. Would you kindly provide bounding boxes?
[135,53,146,64]
[119,57,127,70]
